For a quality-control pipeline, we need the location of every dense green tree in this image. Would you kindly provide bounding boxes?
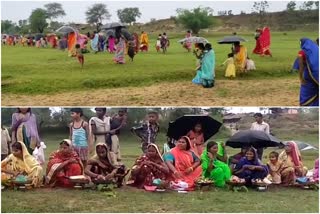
[86,3,111,31]
[176,7,214,35]
[29,8,48,33]
[117,7,141,25]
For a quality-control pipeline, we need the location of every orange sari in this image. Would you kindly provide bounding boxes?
[187,130,204,157]
[169,147,202,189]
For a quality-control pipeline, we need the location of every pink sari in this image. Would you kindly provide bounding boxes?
[108,37,115,53]
[170,146,202,190]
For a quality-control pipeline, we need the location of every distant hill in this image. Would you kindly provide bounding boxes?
[126,9,319,34]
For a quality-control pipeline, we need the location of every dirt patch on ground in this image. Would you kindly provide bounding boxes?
[2,79,299,106]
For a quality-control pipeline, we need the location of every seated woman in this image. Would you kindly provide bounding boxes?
[163,136,202,191]
[201,141,231,187]
[46,139,83,188]
[229,147,249,167]
[2,141,43,188]
[233,147,268,185]
[85,143,127,187]
[279,141,308,185]
[313,158,319,182]
[127,143,169,189]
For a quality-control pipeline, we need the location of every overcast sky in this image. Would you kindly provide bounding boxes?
[1,1,300,24]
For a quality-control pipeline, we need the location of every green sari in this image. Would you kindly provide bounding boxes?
[201,148,231,187]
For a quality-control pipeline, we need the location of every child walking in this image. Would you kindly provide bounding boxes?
[221,53,236,78]
[266,151,282,184]
[246,57,256,71]
[69,108,89,167]
[75,44,84,69]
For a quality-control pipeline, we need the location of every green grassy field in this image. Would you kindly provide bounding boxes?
[2,132,319,213]
[2,31,317,96]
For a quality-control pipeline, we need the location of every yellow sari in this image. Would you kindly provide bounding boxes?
[234,45,247,73]
[140,33,149,47]
[1,141,43,187]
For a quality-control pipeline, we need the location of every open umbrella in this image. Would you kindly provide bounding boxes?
[101,22,125,30]
[284,141,318,151]
[178,37,209,44]
[218,36,248,44]
[100,28,132,40]
[167,115,222,141]
[56,26,77,34]
[226,130,282,148]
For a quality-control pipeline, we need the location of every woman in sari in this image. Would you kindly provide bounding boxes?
[192,43,215,88]
[183,30,192,52]
[253,27,272,56]
[1,141,43,187]
[11,108,41,155]
[91,32,99,53]
[233,42,248,75]
[68,32,77,56]
[46,139,83,188]
[163,136,202,191]
[127,144,169,189]
[201,141,231,187]
[187,123,205,157]
[279,141,308,185]
[297,38,319,106]
[114,36,126,64]
[108,35,115,53]
[85,143,127,187]
[140,31,149,52]
[233,147,268,185]
[132,33,140,53]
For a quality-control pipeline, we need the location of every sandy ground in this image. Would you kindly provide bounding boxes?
[2,79,300,106]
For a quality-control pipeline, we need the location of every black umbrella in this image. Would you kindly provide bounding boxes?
[167,115,222,142]
[100,28,132,40]
[218,36,248,44]
[101,22,125,30]
[226,130,282,148]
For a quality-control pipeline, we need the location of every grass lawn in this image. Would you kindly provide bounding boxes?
[1,31,318,106]
[1,132,319,213]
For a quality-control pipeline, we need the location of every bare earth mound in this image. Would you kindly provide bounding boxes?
[2,79,299,106]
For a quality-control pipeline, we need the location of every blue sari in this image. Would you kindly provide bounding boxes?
[91,34,99,52]
[234,148,268,184]
[299,38,319,106]
[192,49,215,88]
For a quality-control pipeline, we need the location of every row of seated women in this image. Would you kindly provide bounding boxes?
[1,138,318,191]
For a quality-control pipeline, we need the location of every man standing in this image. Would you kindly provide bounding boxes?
[131,111,160,153]
[250,113,270,160]
[109,109,128,164]
[89,108,111,153]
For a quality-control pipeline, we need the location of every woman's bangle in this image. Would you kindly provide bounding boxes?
[189,167,194,172]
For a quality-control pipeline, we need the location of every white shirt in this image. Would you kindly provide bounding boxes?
[250,121,270,134]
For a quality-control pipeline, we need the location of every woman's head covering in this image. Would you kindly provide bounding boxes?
[147,143,164,162]
[180,136,192,151]
[246,147,261,165]
[92,143,113,165]
[300,38,319,77]
[60,139,72,146]
[14,141,40,173]
[286,141,301,167]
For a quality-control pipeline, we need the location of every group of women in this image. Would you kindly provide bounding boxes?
[2,134,318,191]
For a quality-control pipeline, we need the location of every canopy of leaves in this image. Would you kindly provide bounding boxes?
[176,7,214,35]
[1,20,17,34]
[117,7,141,25]
[44,2,66,20]
[29,8,48,33]
[86,3,111,31]
[286,1,297,11]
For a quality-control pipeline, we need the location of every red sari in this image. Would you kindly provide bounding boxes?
[46,150,83,188]
[253,27,272,56]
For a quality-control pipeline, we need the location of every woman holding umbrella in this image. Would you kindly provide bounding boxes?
[233,42,248,75]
